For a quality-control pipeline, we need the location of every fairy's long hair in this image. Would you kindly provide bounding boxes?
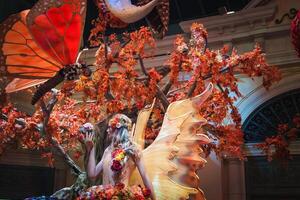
[109,114,140,160]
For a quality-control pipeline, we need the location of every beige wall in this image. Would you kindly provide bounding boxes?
[198,153,223,200]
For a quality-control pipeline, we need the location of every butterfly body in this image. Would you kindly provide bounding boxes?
[31,62,91,105]
[62,63,91,81]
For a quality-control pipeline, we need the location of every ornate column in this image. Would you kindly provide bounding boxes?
[222,158,246,200]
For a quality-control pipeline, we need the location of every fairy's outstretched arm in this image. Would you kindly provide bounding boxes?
[85,132,106,180]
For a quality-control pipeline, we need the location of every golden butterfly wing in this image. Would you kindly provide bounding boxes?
[132,100,156,149]
[130,83,213,200]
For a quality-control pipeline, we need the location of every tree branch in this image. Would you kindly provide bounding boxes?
[104,36,109,60]
[187,79,198,97]
[138,55,149,76]
[51,137,83,175]
[113,38,131,59]
[138,54,170,110]
[162,81,173,95]
[1,90,83,176]
[187,66,231,97]
[216,83,236,112]
[42,90,83,175]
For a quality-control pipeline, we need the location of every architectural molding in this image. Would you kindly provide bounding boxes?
[179,3,277,38]
[244,141,300,157]
[237,67,300,123]
[243,0,272,10]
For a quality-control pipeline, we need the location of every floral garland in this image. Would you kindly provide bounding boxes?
[78,183,151,200]
[111,148,126,171]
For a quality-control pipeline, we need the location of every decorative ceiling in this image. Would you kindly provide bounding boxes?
[243,89,300,143]
[0,0,252,46]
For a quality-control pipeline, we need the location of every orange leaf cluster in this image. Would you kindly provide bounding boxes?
[76,27,160,116]
[256,114,300,161]
[162,23,281,158]
[89,0,128,47]
[210,125,245,159]
[0,94,88,165]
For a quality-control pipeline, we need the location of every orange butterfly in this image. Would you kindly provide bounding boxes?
[0,0,90,105]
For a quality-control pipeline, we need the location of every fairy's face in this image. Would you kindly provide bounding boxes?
[107,125,116,141]
[107,114,132,144]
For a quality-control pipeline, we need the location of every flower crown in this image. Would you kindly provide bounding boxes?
[108,114,132,130]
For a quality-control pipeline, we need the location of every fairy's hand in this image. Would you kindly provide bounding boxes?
[84,132,94,152]
[124,143,141,162]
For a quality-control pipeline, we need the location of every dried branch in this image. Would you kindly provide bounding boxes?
[137,54,170,110]
[104,36,109,59]
[0,113,27,128]
[187,79,198,98]
[216,83,235,111]
[109,75,149,81]
[138,55,149,76]
[41,90,83,175]
[0,110,83,175]
[155,65,171,77]
[162,81,173,95]
[162,59,183,95]
[187,66,231,97]
[1,90,83,175]
[113,38,131,59]
[167,84,188,96]
[155,85,170,110]
[104,85,115,101]
[51,137,83,175]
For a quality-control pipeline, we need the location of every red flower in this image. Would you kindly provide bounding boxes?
[74,151,82,160]
[142,188,151,197]
[115,182,125,190]
[134,194,146,200]
[111,160,122,171]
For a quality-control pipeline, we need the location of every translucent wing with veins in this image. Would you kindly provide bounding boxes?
[132,99,156,149]
[130,83,213,200]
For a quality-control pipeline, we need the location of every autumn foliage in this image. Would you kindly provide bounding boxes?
[0,22,283,167]
[256,114,300,162]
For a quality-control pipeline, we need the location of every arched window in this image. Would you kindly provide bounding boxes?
[242,89,300,200]
[243,89,300,143]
